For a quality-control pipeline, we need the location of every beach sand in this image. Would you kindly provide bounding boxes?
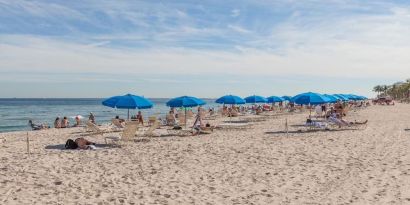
[1,104,410,204]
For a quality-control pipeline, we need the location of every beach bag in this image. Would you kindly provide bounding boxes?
[65,139,78,149]
[173,125,182,130]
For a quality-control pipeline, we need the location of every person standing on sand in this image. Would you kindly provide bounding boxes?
[89,112,95,124]
[74,115,81,127]
[136,111,144,125]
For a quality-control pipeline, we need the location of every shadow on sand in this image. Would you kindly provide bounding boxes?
[45,144,113,150]
[265,129,356,135]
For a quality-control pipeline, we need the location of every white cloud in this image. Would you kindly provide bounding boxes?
[231,9,240,17]
[228,25,251,34]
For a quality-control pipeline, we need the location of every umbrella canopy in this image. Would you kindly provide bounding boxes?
[349,94,365,100]
[331,94,343,101]
[244,95,268,103]
[281,96,293,102]
[347,94,358,100]
[342,94,357,100]
[215,95,246,104]
[323,94,338,103]
[166,96,206,108]
[102,94,153,109]
[333,94,350,101]
[291,92,331,105]
[266,96,285,103]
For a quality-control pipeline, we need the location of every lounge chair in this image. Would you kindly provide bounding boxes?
[187,110,194,118]
[111,119,125,131]
[178,114,186,126]
[305,119,329,130]
[148,115,157,126]
[137,120,160,137]
[83,121,113,136]
[165,114,177,126]
[105,121,139,145]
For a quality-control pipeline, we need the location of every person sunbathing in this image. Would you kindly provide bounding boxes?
[65,137,96,150]
[75,137,96,149]
[328,113,367,127]
[28,120,49,130]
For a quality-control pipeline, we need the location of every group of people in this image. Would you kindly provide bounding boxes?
[307,101,369,128]
[54,113,96,128]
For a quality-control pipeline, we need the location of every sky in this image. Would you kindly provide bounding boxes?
[1,0,410,98]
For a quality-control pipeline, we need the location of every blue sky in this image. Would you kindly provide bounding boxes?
[1,0,410,98]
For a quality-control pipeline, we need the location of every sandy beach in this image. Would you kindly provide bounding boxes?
[1,104,410,204]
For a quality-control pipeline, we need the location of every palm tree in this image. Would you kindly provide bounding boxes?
[373,85,382,96]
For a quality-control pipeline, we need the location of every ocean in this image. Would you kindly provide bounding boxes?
[0,98,219,133]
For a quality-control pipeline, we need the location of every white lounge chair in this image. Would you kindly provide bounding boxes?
[83,121,112,136]
[111,119,125,131]
[137,120,160,137]
[105,121,139,145]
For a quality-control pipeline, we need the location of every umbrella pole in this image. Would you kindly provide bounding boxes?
[230,104,232,123]
[185,108,187,129]
[128,109,130,120]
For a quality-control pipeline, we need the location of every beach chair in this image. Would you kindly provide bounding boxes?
[178,114,186,125]
[165,114,177,126]
[137,120,160,137]
[111,119,125,131]
[196,126,215,135]
[187,110,194,118]
[148,115,157,126]
[105,121,139,145]
[305,119,329,130]
[83,121,112,136]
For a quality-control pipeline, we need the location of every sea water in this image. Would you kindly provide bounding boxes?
[0,98,219,133]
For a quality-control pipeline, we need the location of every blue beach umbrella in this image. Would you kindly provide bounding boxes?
[215,95,245,122]
[359,96,368,100]
[292,92,331,117]
[323,94,338,103]
[166,96,206,108]
[215,95,246,105]
[334,94,350,101]
[244,95,268,104]
[281,96,293,102]
[331,94,343,101]
[102,94,153,119]
[166,96,206,128]
[343,94,357,101]
[291,92,331,105]
[266,96,285,103]
[350,94,365,100]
